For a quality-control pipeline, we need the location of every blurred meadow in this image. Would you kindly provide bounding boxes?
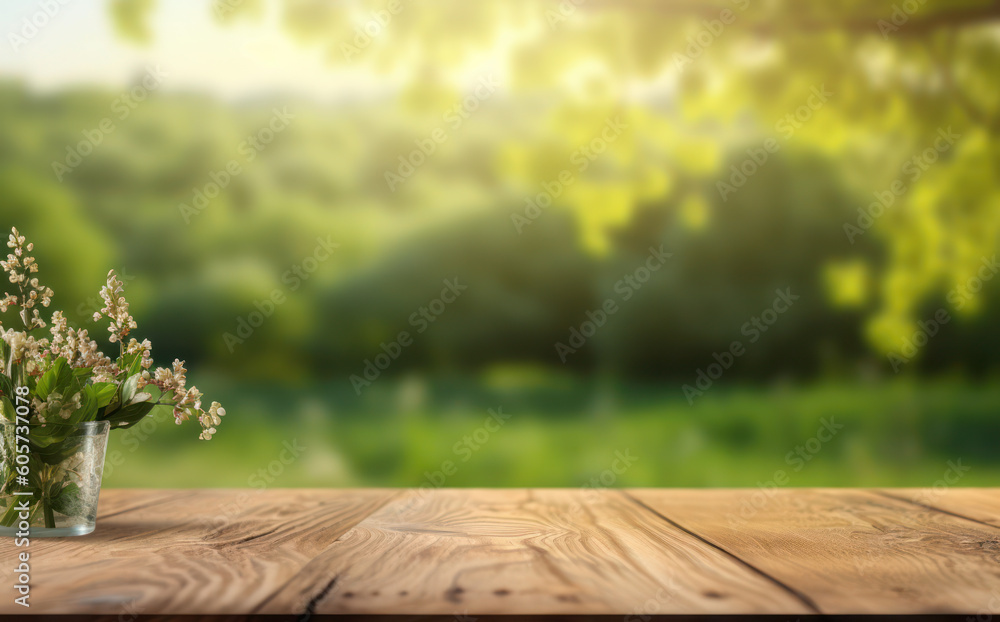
[1,1,999,487]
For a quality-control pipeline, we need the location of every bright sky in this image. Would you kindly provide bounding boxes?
[0,1,390,102]
[0,1,678,105]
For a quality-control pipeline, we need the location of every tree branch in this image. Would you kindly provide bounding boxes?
[582,0,1000,38]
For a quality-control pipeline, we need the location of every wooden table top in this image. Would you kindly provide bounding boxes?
[1,488,998,616]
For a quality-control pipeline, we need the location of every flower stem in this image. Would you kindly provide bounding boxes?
[42,497,55,528]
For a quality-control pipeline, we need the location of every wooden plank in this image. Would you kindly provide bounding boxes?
[879,488,1000,529]
[628,488,1000,615]
[256,488,814,616]
[0,489,194,586]
[96,488,197,518]
[0,489,396,615]
[3,488,997,615]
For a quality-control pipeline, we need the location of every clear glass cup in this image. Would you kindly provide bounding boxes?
[0,420,110,537]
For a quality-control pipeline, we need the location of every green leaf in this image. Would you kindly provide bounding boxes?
[69,386,99,424]
[92,382,118,408]
[28,424,73,450]
[120,373,139,405]
[130,391,151,404]
[35,440,80,465]
[35,358,73,401]
[27,425,58,443]
[72,367,94,384]
[117,352,142,381]
[125,353,144,378]
[0,373,13,401]
[25,455,44,489]
[104,400,156,428]
[48,483,84,517]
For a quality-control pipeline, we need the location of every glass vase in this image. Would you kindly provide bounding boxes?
[0,420,110,537]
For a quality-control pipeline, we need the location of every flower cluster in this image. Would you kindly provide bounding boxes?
[31,391,83,424]
[94,270,137,344]
[125,337,152,365]
[146,357,225,440]
[48,310,118,380]
[0,328,49,375]
[1,228,53,331]
[2,228,226,441]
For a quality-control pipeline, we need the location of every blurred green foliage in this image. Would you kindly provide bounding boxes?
[111,0,1000,354]
[103,377,1000,488]
[3,0,1000,486]
[1,82,997,379]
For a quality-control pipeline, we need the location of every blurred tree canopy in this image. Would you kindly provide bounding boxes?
[3,79,998,380]
[107,0,1000,362]
[1,1,997,386]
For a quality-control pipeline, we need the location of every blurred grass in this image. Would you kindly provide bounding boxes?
[102,378,1000,488]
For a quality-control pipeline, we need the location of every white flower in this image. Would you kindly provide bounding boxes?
[3,226,228,441]
[93,269,138,342]
[1,227,54,330]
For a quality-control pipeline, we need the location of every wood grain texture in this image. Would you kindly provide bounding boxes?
[0,489,193,586]
[880,488,1000,529]
[1,488,998,615]
[0,489,396,615]
[256,488,812,616]
[629,488,1000,615]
